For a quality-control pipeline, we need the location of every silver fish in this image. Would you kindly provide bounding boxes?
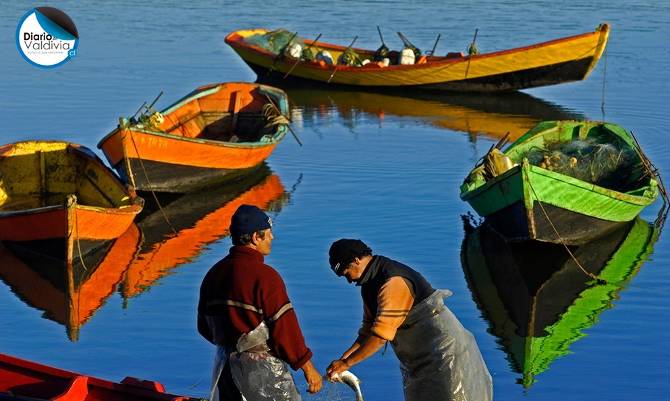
[331,370,363,401]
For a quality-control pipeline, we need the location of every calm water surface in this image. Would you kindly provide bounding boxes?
[1,1,669,400]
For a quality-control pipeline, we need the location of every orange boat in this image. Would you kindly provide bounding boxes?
[0,141,143,247]
[0,225,141,342]
[98,82,290,193]
[122,164,287,298]
[0,353,196,401]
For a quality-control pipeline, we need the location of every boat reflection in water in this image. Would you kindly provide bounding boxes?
[460,216,660,388]
[0,164,288,341]
[0,225,141,342]
[281,84,584,141]
[122,163,288,299]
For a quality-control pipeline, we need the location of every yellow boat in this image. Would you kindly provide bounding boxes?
[283,85,584,141]
[225,24,610,92]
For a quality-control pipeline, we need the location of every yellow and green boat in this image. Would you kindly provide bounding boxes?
[460,121,659,245]
[460,217,660,387]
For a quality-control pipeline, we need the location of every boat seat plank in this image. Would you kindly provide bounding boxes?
[52,376,88,401]
[230,90,242,133]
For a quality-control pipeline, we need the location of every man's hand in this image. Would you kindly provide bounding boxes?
[301,360,323,393]
[326,359,350,381]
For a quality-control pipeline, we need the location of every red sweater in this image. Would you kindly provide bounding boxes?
[198,246,312,370]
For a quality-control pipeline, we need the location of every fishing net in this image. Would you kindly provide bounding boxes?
[244,29,300,55]
[526,138,640,191]
[338,48,362,66]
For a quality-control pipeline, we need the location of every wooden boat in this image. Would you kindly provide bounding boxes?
[283,84,584,141]
[460,217,659,387]
[122,164,287,298]
[0,353,196,401]
[460,121,659,244]
[97,82,289,193]
[225,24,610,92]
[0,141,143,244]
[0,225,140,342]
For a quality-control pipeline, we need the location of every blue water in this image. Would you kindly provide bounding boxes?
[1,1,669,400]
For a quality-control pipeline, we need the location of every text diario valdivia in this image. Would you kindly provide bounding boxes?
[23,32,72,50]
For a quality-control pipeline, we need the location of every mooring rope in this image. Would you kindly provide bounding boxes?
[526,180,606,284]
[629,130,669,229]
[128,131,177,235]
[70,197,88,272]
[601,46,608,118]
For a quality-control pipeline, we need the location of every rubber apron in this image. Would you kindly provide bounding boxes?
[391,289,493,401]
[210,321,301,401]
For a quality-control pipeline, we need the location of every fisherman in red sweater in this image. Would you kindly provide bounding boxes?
[198,204,322,401]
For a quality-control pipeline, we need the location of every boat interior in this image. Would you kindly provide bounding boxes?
[0,142,132,212]
[506,123,649,192]
[159,85,284,143]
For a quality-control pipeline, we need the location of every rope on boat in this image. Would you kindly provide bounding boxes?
[69,196,89,272]
[128,131,177,235]
[263,95,303,146]
[601,46,608,118]
[526,180,607,285]
[629,131,669,229]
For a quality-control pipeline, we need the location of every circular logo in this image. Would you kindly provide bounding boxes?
[16,7,78,69]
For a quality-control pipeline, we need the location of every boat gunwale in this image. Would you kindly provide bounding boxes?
[0,353,191,400]
[460,161,656,208]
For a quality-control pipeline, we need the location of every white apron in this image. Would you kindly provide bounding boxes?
[209,321,301,401]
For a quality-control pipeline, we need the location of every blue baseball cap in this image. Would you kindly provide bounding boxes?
[230,205,272,236]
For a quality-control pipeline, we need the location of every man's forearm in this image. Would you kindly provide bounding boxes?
[341,334,366,359]
[342,334,386,367]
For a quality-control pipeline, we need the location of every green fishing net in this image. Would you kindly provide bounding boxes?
[526,138,640,191]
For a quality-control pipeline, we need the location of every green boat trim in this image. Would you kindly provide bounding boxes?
[461,217,659,388]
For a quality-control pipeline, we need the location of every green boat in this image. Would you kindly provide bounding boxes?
[460,120,659,244]
[460,217,660,387]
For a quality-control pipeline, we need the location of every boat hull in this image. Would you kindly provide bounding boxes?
[246,55,596,92]
[462,162,655,245]
[226,24,609,92]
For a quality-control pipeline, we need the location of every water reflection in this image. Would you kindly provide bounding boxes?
[280,84,585,141]
[0,225,141,341]
[460,217,659,388]
[122,163,288,299]
[0,164,289,341]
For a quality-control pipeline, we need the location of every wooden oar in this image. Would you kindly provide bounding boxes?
[283,33,322,79]
[396,31,422,56]
[374,26,390,61]
[327,36,358,83]
[428,33,441,56]
[267,31,297,77]
[377,25,386,48]
[145,91,163,113]
[464,28,479,78]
